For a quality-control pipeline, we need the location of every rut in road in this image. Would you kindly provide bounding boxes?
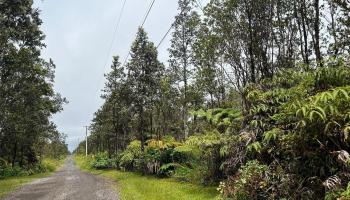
[2,157,119,200]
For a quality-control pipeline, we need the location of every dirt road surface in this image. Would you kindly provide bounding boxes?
[2,157,119,200]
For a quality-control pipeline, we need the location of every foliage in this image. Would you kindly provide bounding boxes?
[0,173,52,198]
[219,160,268,200]
[91,152,113,169]
[191,108,242,133]
[119,140,142,171]
[173,131,229,184]
[169,0,201,139]
[0,0,68,168]
[0,158,64,179]
[340,182,350,199]
[74,155,218,200]
[218,64,350,199]
[68,0,350,198]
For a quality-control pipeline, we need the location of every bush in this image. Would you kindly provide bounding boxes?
[144,138,181,175]
[41,158,62,172]
[91,152,112,169]
[158,163,177,177]
[0,158,64,179]
[339,182,350,199]
[177,132,228,184]
[222,64,350,199]
[0,166,28,178]
[120,140,142,171]
[220,160,268,200]
[119,138,183,175]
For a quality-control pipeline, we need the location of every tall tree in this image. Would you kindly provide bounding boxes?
[168,0,200,139]
[127,27,164,153]
[102,56,127,154]
[193,25,221,108]
[333,0,350,54]
[0,0,66,166]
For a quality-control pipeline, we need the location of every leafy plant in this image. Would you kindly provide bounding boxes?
[91,152,112,169]
[220,160,268,200]
[119,140,142,171]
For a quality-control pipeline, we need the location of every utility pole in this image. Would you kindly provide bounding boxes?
[84,126,89,157]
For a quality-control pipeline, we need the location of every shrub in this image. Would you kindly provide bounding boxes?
[119,140,142,171]
[339,182,350,199]
[173,164,195,181]
[0,158,65,179]
[91,152,112,169]
[147,137,184,175]
[41,158,61,172]
[222,160,268,200]
[0,166,28,179]
[180,131,228,184]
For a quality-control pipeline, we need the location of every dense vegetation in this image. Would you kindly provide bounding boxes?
[72,0,350,199]
[74,155,217,200]
[0,158,65,198]
[0,0,68,179]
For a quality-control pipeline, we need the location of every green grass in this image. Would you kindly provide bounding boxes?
[0,173,50,197]
[74,155,219,200]
[41,158,66,172]
[0,158,66,198]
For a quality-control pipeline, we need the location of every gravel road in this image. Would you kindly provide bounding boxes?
[2,157,119,200]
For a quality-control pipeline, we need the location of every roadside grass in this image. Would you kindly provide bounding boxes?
[41,158,66,172]
[74,155,219,200]
[0,173,50,197]
[0,158,66,198]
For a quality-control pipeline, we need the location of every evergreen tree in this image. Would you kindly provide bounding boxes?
[127,27,164,152]
[102,56,127,154]
[168,0,200,139]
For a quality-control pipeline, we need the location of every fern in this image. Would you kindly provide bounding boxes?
[247,142,262,153]
[263,128,282,143]
[344,125,350,141]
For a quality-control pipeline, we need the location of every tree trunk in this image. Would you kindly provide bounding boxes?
[139,106,145,153]
[301,0,310,65]
[12,141,17,167]
[313,0,322,66]
[246,3,256,83]
[112,102,119,155]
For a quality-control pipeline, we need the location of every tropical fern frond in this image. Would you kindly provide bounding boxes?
[263,128,282,143]
[344,125,350,141]
[247,141,262,153]
[308,110,326,122]
[335,88,349,99]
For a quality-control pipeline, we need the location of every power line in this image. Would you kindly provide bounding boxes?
[121,0,157,67]
[94,0,127,97]
[102,0,127,71]
[195,0,203,11]
[156,22,174,49]
[141,0,156,28]
[156,2,189,49]
[122,50,130,67]
[156,0,208,49]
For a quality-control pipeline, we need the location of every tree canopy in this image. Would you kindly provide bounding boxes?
[0,0,68,169]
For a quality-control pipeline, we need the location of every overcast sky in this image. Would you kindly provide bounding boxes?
[32,0,206,152]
